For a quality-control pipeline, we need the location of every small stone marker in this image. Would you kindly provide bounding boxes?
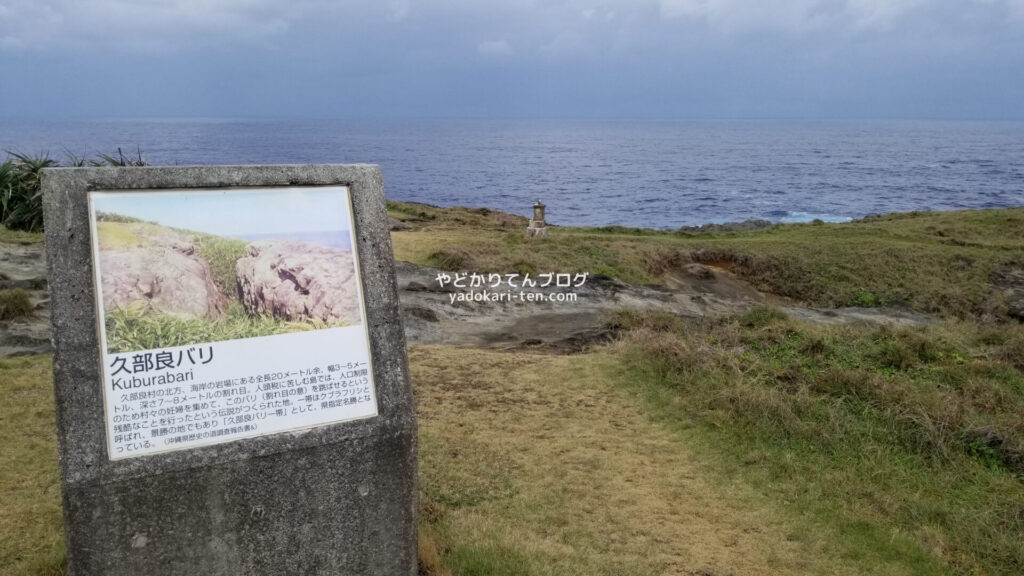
[527,199,548,237]
[43,165,417,576]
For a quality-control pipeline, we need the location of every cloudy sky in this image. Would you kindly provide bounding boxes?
[1,0,1022,119]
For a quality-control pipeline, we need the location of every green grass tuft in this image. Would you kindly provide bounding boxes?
[0,289,34,320]
[104,303,337,354]
[191,232,250,300]
[427,249,477,271]
[446,542,543,576]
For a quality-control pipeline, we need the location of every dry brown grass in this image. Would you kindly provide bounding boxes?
[411,345,925,576]
[0,355,63,576]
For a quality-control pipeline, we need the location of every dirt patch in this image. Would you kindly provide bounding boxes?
[661,264,765,303]
[702,259,735,272]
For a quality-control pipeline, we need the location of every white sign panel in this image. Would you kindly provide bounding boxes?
[87,186,377,460]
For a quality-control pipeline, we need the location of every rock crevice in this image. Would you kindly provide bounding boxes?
[235,241,361,325]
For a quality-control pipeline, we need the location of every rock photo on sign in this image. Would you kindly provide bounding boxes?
[88,186,378,460]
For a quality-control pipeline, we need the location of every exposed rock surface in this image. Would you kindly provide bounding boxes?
[388,216,412,231]
[99,230,225,319]
[678,219,774,233]
[0,241,51,357]
[992,268,1024,320]
[1,239,941,359]
[396,261,935,352]
[682,263,715,280]
[1009,291,1024,321]
[236,241,362,325]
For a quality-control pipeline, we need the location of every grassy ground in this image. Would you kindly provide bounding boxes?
[0,224,44,244]
[4,204,1023,575]
[94,221,148,250]
[389,202,1024,320]
[613,308,1024,575]
[412,346,958,576]
[3,346,958,576]
[0,356,63,576]
[5,322,1023,575]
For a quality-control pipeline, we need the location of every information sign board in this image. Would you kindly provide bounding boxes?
[88,186,377,458]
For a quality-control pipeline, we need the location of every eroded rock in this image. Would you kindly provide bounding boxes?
[99,237,226,319]
[235,241,362,325]
[682,263,715,280]
[679,219,774,233]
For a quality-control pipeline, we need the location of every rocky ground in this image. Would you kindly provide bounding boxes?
[397,260,933,353]
[0,241,50,357]
[1,239,934,359]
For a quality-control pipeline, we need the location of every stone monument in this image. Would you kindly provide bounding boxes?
[43,165,417,575]
[526,200,548,238]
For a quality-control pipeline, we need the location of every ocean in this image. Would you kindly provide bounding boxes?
[2,118,1022,228]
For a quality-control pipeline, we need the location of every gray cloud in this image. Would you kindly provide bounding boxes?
[0,0,340,51]
[1,0,1020,54]
[1,0,1021,118]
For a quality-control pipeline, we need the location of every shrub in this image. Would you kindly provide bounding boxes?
[0,154,56,232]
[428,249,476,270]
[0,150,148,233]
[739,305,788,328]
[0,289,33,320]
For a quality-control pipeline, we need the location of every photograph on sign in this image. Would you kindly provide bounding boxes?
[87,186,378,460]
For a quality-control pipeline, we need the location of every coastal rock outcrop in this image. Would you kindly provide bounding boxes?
[678,219,774,234]
[99,235,226,319]
[235,241,362,325]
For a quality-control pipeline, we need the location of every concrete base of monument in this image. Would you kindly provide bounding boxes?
[525,223,548,238]
[63,428,415,575]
